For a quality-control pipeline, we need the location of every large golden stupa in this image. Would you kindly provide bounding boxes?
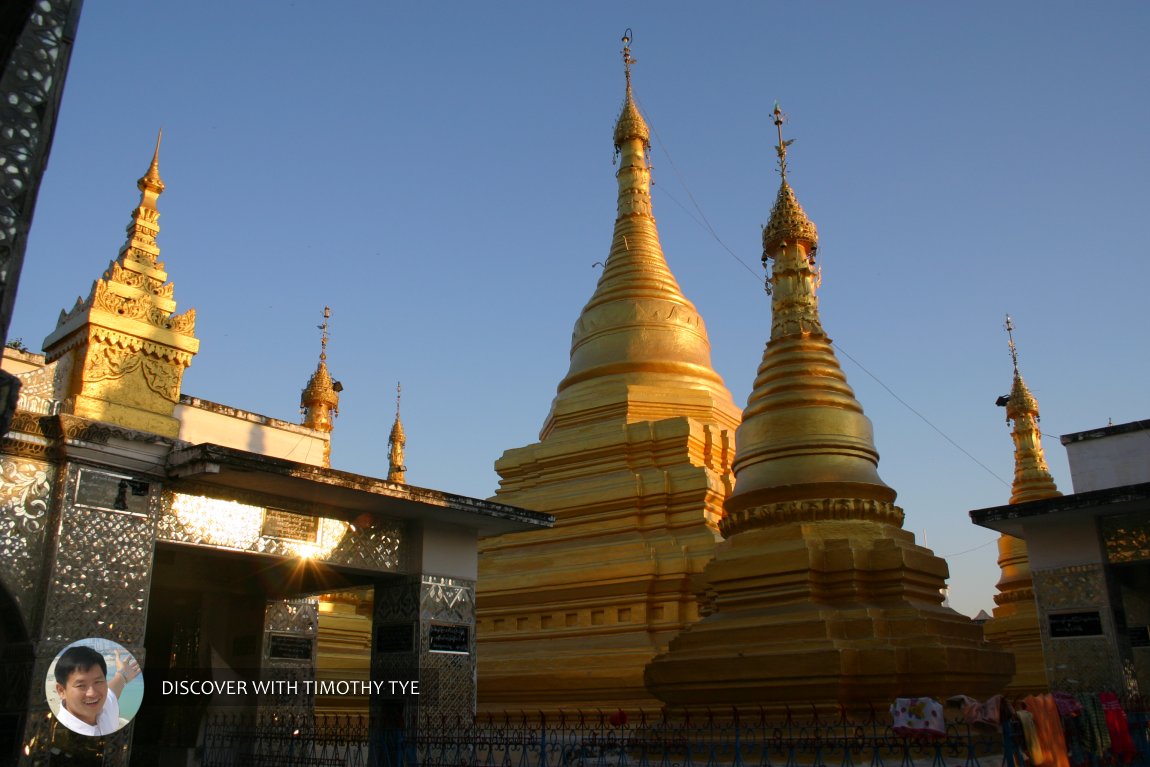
[644,107,1014,709]
[475,35,742,713]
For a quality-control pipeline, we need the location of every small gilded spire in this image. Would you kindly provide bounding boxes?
[118,130,168,268]
[387,382,407,483]
[138,129,165,195]
[762,105,817,257]
[301,307,342,466]
[613,30,650,150]
[999,315,1060,504]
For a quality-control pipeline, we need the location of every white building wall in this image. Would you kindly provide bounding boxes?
[176,397,330,466]
[1063,423,1150,493]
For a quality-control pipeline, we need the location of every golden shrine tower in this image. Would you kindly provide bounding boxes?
[387,383,406,483]
[476,34,742,712]
[984,316,1058,693]
[41,133,199,437]
[645,108,1013,709]
[300,306,341,467]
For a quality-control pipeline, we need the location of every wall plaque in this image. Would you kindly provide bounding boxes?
[74,468,150,516]
[1050,611,1103,638]
[375,624,413,654]
[268,633,314,660]
[262,509,320,543]
[428,623,470,655]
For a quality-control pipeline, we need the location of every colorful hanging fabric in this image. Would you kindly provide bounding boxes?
[1099,692,1136,763]
[890,697,946,738]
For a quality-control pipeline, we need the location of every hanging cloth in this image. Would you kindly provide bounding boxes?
[1099,692,1136,763]
[1022,694,1070,767]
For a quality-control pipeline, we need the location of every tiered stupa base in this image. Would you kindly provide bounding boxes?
[645,518,1015,712]
[985,595,1049,695]
[478,416,737,715]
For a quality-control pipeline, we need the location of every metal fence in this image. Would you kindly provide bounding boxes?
[201,702,1150,767]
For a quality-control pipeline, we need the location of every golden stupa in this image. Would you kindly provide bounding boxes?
[300,306,341,467]
[42,132,199,437]
[475,35,742,713]
[644,107,1013,709]
[983,316,1058,693]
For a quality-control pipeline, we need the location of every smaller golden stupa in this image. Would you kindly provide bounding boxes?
[42,132,199,437]
[984,315,1059,693]
[387,382,406,483]
[645,107,1013,710]
[300,306,341,467]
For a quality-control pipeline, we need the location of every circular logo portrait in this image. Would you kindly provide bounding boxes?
[44,638,144,736]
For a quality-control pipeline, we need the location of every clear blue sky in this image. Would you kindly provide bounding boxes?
[12,2,1150,617]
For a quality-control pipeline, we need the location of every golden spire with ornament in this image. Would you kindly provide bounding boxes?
[387,382,406,483]
[300,306,341,467]
[985,314,1060,694]
[645,106,1013,711]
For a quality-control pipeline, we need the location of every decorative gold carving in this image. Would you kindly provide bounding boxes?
[762,181,818,255]
[0,459,52,533]
[83,344,141,384]
[41,136,197,436]
[1102,512,1150,564]
[720,497,904,537]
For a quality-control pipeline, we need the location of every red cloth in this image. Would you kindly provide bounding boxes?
[1099,692,1135,763]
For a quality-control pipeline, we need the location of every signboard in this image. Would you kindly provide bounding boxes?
[267,633,314,660]
[74,469,150,516]
[428,624,470,655]
[1049,611,1103,638]
[262,509,320,543]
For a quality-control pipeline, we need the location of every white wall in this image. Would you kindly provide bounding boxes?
[1065,427,1150,492]
[176,397,330,466]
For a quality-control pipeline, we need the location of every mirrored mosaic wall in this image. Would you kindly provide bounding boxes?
[1034,563,1125,692]
[420,576,476,723]
[158,491,405,571]
[0,456,55,632]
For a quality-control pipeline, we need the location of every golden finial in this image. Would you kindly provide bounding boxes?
[762,104,817,258]
[613,29,650,150]
[319,305,331,363]
[394,381,402,419]
[138,128,165,195]
[1005,313,1020,375]
[622,29,635,96]
[772,102,796,180]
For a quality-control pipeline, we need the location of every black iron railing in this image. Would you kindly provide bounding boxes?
[200,701,1150,767]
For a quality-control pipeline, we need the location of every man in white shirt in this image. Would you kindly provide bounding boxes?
[53,645,140,736]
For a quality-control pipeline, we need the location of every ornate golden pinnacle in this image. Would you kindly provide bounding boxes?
[613,29,650,150]
[762,104,817,257]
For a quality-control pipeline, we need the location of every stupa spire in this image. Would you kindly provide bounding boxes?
[301,306,341,467]
[985,315,1059,694]
[387,382,407,483]
[645,108,1014,710]
[539,31,738,438]
[1002,315,1061,504]
[723,106,895,533]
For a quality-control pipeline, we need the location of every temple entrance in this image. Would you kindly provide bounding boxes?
[130,543,389,765]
